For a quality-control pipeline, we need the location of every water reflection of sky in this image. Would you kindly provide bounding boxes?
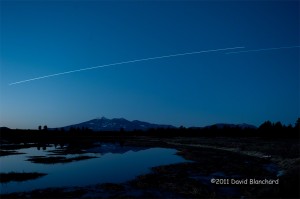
[0,144,187,194]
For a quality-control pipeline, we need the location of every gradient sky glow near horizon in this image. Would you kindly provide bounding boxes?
[0,1,299,129]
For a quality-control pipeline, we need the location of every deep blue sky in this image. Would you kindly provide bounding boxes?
[0,1,299,129]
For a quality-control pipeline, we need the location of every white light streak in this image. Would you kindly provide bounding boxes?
[9,46,244,85]
[226,46,300,54]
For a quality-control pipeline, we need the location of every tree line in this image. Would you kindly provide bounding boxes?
[1,118,299,140]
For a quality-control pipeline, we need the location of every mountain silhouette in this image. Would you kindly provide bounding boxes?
[57,117,175,131]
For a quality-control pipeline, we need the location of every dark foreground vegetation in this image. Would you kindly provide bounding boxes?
[0,119,299,198]
[0,119,299,143]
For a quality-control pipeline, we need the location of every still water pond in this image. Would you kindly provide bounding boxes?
[0,143,187,194]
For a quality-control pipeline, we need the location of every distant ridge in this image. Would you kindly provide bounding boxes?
[1,120,257,131]
[58,117,175,131]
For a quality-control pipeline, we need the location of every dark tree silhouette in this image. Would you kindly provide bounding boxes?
[38,125,42,131]
[274,121,283,130]
[43,125,48,131]
[259,121,272,130]
[295,118,300,130]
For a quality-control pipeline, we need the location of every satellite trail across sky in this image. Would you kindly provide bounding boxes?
[226,46,300,54]
[9,47,244,85]
[9,45,300,86]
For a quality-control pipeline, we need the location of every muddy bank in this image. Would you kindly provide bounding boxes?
[0,150,24,156]
[26,155,97,164]
[0,172,47,183]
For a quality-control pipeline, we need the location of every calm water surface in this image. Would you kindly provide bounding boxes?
[0,143,187,194]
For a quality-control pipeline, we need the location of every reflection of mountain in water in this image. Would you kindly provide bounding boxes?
[86,143,147,155]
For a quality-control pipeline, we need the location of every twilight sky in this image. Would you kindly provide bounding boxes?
[0,1,299,129]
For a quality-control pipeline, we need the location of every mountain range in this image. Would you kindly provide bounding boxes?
[55,117,256,131]
[58,117,175,131]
